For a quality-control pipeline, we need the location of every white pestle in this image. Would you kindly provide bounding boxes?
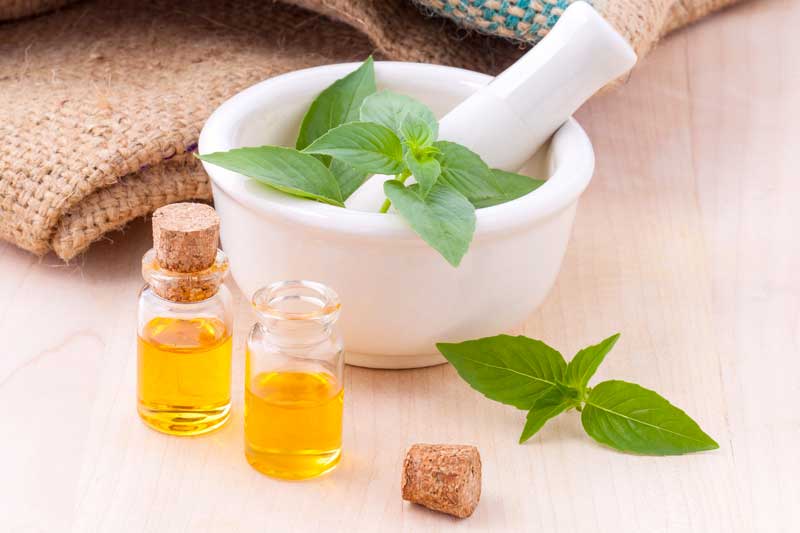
[345,1,637,212]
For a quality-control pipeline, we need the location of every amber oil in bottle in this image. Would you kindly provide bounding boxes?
[137,203,233,436]
[138,316,232,434]
[245,280,344,479]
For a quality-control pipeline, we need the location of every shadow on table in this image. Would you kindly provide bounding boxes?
[5,217,155,286]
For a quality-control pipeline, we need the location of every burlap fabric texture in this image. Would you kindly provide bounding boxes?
[0,0,742,260]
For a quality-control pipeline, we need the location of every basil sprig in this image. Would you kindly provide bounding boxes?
[198,57,545,267]
[437,333,719,455]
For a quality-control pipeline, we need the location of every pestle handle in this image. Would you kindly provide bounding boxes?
[344,1,636,211]
[439,1,636,169]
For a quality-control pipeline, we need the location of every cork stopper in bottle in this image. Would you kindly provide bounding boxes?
[152,202,220,272]
[401,444,482,518]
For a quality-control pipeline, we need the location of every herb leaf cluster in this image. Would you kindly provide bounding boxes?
[436,333,719,455]
[199,57,545,267]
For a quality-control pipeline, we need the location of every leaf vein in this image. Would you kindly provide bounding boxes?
[585,402,710,444]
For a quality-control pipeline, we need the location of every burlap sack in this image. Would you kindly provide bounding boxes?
[0,0,742,260]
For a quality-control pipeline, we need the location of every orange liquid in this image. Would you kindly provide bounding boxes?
[137,316,232,435]
[245,370,343,479]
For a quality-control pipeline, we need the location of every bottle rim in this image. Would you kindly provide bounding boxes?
[251,280,341,324]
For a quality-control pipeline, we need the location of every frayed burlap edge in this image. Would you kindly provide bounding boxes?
[660,0,744,34]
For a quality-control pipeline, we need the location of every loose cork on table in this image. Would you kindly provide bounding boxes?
[401,444,482,518]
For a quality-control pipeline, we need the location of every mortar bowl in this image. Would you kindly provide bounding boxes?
[199,61,594,369]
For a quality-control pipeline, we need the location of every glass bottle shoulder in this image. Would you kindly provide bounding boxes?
[246,322,343,360]
[138,283,233,337]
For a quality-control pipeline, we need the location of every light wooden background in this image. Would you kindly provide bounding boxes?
[2,1,798,531]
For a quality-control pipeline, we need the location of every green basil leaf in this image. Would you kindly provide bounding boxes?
[472,169,547,209]
[404,151,441,198]
[303,122,404,175]
[519,388,576,444]
[330,159,369,201]
[384,181,475,267]
[436,334,567,409]
[433,141,497,203]
[360,89,438,140]
[564,333,620,391]
[582,380,720,455]
[296,57,376,151]
[198,147,343,206]
[400,114,435,149]
[433,145,546,208]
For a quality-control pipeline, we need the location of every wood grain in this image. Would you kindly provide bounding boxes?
[1,0,798,531]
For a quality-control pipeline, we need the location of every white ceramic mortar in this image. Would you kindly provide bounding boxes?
[199,62,594,368]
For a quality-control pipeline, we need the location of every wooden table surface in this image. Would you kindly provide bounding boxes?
[2,1,798,531]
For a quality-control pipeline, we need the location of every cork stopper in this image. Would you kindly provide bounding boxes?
[401,444,482,518]
[144,203,227,303]
[152,202,220,272]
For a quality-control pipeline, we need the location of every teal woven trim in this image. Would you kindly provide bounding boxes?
[422,0,591,43]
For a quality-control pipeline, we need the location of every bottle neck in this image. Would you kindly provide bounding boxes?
[251,280,341,348]
[258,317,334,348]
[142,248,228,303]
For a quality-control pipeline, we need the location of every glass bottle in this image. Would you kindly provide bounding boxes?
[245,280,344,480]
[137,203,233,436]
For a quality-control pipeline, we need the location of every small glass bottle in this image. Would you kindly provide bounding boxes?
[245,280,344,480]
[137,203,233,436]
